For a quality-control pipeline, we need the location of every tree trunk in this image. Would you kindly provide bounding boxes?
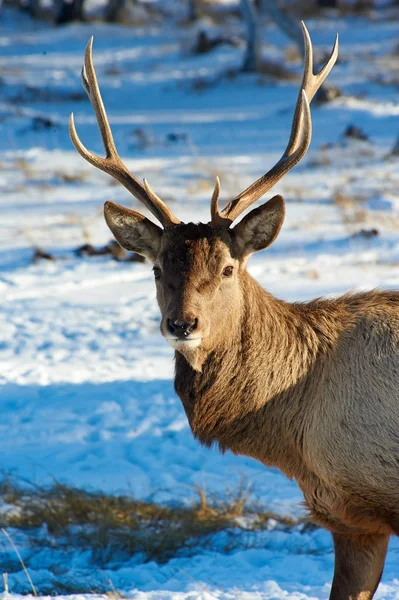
[27,0,42,18]
[54,0,85,23]
[241,0,262,72]
[187,0,198,21]
[390,132,399,156]
[105,0,127,22]
[258,0,303,55]
[317,0,337,6]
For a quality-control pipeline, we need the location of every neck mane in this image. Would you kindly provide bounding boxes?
[174,272,348,474]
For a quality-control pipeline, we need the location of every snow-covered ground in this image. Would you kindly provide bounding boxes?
[1,5,399,599]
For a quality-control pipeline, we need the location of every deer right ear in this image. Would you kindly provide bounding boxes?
[232,195,285,258]
[104,201,163,263]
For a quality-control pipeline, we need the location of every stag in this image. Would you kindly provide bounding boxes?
[70,24,399,600]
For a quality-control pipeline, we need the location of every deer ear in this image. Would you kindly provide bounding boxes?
[232,195,285,258]
[104,201,162,263]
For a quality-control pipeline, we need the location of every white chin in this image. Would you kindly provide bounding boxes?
[167,337,202,350]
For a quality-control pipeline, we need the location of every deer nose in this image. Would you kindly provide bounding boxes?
[167,318,198,338]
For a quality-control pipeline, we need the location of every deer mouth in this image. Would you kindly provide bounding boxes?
[166,336,202,350]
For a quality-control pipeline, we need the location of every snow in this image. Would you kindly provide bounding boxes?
[1,4,399,599]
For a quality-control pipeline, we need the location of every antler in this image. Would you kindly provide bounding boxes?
[211,22,338,228]
[69,37,181,229]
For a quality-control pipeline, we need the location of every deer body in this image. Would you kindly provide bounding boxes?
[70,24,398,599]
[175,270,399,537]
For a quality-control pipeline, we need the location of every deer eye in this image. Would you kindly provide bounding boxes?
[222,266,234,278]
[153,266,161,280]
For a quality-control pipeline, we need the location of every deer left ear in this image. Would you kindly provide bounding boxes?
[232,195,285,258]
[104,201,163,263]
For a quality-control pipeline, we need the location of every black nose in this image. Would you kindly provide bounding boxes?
[167,318,198,338]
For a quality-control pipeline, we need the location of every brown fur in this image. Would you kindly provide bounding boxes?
[103,206,399,598]
[154,223,399,599]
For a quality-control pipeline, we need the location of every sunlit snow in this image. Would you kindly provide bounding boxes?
[1,4,399,599]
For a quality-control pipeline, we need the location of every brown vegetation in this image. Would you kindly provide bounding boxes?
[0,478,309,566]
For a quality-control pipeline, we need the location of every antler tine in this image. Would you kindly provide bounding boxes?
[210,176,220,221]
[69,37,181,229]
[143,178,168,210]
[210,176,230,228]
[211,23,338,227]
[286,22,338,155]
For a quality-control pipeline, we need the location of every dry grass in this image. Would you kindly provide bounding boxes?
[15,158,35,179]
[53,170,89,184]
[0,478,311,566]
[1,528,38,596]
[14,159,90,188]
[333,190,371,233]
[332,190,399,234]
[256,58,297,81]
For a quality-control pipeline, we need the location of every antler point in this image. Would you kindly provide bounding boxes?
[301,21,310,38]
[68,112,76,136]
[85,36,94,61]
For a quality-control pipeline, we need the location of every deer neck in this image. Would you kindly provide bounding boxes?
[174,272,342,472]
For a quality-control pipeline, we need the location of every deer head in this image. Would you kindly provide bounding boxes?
[69,23,338,371]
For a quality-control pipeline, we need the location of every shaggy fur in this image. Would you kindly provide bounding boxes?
[162,225,399,600]
[104,215,399,599]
